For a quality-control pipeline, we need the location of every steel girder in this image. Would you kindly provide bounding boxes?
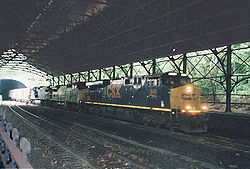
[2,0,249,78]
[0,0,49,53]
[37,0,250,76]
[13,0,108,76]
[52,42,250,112]
[1,0,107,77]
[0,49,51,79]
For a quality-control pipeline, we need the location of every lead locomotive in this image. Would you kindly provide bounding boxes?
[80,72,209,133]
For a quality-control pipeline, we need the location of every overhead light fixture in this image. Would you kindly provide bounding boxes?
[168,72,177,76]
[185,105,192,110]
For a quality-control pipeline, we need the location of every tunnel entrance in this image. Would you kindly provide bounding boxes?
[0,79,26,100]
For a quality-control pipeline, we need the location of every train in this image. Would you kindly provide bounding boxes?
[9,88,30,103]
[9,72,209,133]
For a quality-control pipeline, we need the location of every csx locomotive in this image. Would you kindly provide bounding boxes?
[9,72,209,133]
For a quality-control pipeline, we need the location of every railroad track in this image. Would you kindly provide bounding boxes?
[10,105,162,169]
[11,104,250,168]
[8,105,97,169]
[110,118,250,155]
[151,126,250,155]
[12,104,228,169]
[195,134,250,154]
[85,111,250,155]
[40,105,250,155]
[66,107,250,155]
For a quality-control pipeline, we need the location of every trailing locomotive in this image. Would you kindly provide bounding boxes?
[9,72,209,133]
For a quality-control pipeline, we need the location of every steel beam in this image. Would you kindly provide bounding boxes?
[152,59,156,74]
[78,72,81,82]
[225,45,232,112]
[88,70,91,82]
[99,69,102,80]
[102,68,112,79]
[70,74,73,84]
[119,65,129,77]
[183,53,187,74]
[140,61,151,75]
[113,66,116,79]
[57,76,60,86]
[130,63,133,78]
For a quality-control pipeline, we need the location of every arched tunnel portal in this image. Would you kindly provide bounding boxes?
[0,79,27,100]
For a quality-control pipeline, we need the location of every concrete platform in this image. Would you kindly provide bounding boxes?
[208,111,250,138]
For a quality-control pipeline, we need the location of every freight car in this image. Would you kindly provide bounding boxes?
[9,88,31,103]
[80,72,209,133]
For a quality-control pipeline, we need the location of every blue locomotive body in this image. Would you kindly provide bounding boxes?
[89,83,171,109]
[83,73,208,132]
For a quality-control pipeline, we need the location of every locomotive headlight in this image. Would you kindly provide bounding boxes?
[186,86,193,93]
[185,105,192,110]
[201,104,209,111]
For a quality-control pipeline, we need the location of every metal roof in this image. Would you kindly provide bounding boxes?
[1,0,250,76]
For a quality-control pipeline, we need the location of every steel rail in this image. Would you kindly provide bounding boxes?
[17,105,230,169]
[15,105,159,169]
[8,105,97,169]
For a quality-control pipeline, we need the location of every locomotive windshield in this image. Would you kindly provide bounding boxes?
[161,75,190,88]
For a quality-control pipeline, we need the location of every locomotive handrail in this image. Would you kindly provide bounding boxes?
[0,105,33,169]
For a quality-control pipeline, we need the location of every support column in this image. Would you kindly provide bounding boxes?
[152,59,156,74]
[99,69,102,80]
[113,66,116,79]
[88,71,91,82]
[183,53,187,74]
[70,74,73,84]
[78,73,81,82]
[130,63,133,78]
[57,76,60,86]
[52,76,55,86]
[225,45,232,112]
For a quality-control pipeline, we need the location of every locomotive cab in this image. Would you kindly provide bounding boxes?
[160,72,208,133]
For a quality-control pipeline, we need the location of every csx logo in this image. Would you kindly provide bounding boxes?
[107,85,121,98]
[182,94,195,100]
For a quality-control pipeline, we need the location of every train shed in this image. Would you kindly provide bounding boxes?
[1,0,249,111]
[0,0,249,168]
